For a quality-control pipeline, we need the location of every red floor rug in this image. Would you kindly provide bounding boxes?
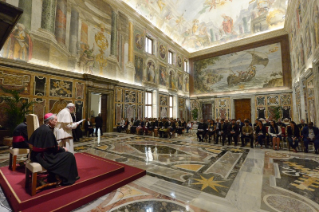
[0,152,146,212]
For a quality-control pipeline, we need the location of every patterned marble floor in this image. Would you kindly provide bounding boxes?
[1,132,319,212]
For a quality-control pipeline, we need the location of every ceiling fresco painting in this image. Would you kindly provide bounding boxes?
[123,0,288,52]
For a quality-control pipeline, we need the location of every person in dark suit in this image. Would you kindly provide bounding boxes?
[216,119,227,145]
[297,119,307,133]
[159,118,169,138]
[287,121,300,153]
[255,120,266,148]
[12,118,29,149]
[95,113,103,136]
[302,122,319,154]
[207,120,216,143]
[227,119,239,146]
[197,119,207,142]
[84,118,94,137]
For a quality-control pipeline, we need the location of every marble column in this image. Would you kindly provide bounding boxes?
[152,90,159,118]
[299,79,307,121]
[111,10,118,56]
[55,0,67,45]
[313,64,319,125]
[69,7,79,55]
[128,21,134,63]
[18,0,32,29]
[173,95,178,119]
[41,0,57,33]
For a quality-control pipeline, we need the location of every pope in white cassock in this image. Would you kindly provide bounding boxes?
[54,103,79,154]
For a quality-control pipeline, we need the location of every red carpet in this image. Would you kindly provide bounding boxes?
[0,152,146,212]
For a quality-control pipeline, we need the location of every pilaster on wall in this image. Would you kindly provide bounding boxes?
[313,60,319,126]
[173,95,178,119]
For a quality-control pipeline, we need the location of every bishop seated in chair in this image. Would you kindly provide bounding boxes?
[28,113,79,186]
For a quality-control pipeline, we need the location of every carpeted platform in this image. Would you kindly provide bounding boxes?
[0,152,146,212]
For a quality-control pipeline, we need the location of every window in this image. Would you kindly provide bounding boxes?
[169,96,173,118]
[168,51,173,64]
[145,37,153,54]
[145,92,152,118]
[184,60,188,73]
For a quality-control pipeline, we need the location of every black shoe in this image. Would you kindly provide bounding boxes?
[250,146,254,148]
[304,149,308,153]
[76,176,80,181]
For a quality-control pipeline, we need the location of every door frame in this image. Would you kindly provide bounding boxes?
[87,87,114,132]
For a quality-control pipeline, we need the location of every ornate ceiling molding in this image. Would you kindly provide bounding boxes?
[190,28,288,58]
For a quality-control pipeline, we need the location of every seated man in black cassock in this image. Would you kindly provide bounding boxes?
[12,118,29,149]
[28,113,79,186]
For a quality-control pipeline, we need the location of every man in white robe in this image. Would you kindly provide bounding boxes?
[54,103,79,154]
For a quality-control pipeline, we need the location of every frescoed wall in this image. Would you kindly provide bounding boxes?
[193,42,284,94]
[122,0,288,52]
[0,0,190,94]
[287,0,319,124]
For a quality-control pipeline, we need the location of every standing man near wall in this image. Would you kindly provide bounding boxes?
[54,103,79,154]
[95,113,103,136]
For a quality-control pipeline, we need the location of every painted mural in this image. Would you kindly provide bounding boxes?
[122,0,288,52]
[0,0,190,96]
[194,42,283,94]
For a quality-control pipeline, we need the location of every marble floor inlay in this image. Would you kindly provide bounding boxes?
[1,132,319,212]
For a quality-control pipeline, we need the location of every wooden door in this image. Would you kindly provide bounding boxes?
[202,104,212,121]
[235,99,251,122]
[101,94,107,132]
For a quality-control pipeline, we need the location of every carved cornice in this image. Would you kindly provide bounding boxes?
[0,57,84,79]
[190,29,288,58]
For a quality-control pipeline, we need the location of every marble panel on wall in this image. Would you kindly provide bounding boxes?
[75,101,83,121]
[34,76,46,96]
[116,104,122,124]
[33,98,45,124]
[75,82,84,99]
[125,91,136,103]
[125,104,136,121]
[50,79,73,97]
[160,106,168,118]
[0,71,31,95]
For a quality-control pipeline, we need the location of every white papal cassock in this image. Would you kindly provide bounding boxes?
[54,108,78,153]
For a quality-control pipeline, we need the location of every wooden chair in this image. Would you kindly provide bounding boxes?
[25,114,61,196]
[9,147,29,171]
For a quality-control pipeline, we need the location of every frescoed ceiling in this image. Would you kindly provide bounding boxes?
[122,0,288,53]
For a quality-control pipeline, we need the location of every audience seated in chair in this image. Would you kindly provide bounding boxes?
[206,120,216,143]
[301,122,319,154]
[227,119,239,146]
[287,121,300,153]
[84,118,94,137]
[197,119,207,142]
[255,120,266,148]
[268,121,282,150]
[241,120,253,148]
[216,119,227,145]
[159,118,169,138]
[12,118,29,149]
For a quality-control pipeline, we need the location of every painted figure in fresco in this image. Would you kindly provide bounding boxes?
[147,61,155,83]
[134,56,143,83]
[169,71,176,90]
[185,78,189,92]
[135,34,143,50]
[160,66,167,86]
[1,23,32,61]
[222,14,233,34]
[161,107,168,118]
[157,0,166,11]
[79,44,95,74]
[178,74,183,90]
[177,56,182,68]
[159,45,166,59]
[192,19,199,34]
